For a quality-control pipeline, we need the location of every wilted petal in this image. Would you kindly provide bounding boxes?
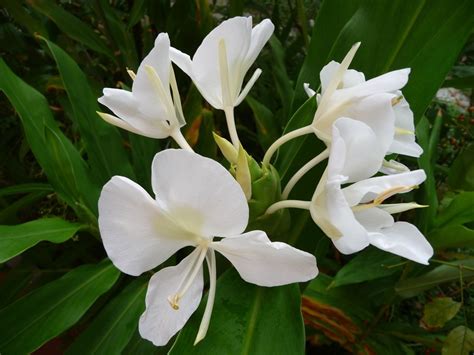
[368,222,433,264]
[329,117,385,182]
[139,249,204,346]
[152,149,248,238]
[98,176,196,276]
[343,169,427,206]
[212,231,318,286]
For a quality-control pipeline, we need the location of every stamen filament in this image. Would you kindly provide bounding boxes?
[144,65,176,125]
[169,64,186,126]
[262,125,314,166]
[395,127,415,135]
[194,249,217,345]
[266,200,311,215]
[351,185,418,212]
[282,149,329,199]
[127,68,136,80]
[168,246,207,310]
[391,95,403,106]
[218,39,233,107]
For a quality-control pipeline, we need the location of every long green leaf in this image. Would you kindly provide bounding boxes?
[0,58,100,219]
[170,269,305,354]
[292,0,474,123]
[67,278,147,355]
[0,259,120,354]
[0,183,53,197]
[43,38,135,184]
[27,0,114,59]
[0,218,83,263]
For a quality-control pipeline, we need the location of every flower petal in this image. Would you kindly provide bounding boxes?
[343,68,410,98]
[98,88,171,138]
[242,18,274,74]
[354,207,394,232]
[389,97,423,157]
[139,249,204,346]
[343,169,427,206]
[368,222,433,264]
[133,33,172,121]
[329,117,385,182]
[98,176,195,276]
[320,61,365,93]
[192,17,252,107]
[212,231,318,286]
[311,172,370,254]
[151,149,248,237]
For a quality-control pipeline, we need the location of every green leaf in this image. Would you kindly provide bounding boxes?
[67,278,147,355]
[443,75,474,89]
[169,269,305,354]
[0,259,120,354]
[0,183,53,197]
[43,38,135,184]
[0,218,83,263]
[430,225,474,249]
[331,248,402,288]
[292,0,474,123]
[396,259,474,298]
[246,96,280,151]
[0,58,100,218]
[442,326,474,355]
[421,297,461,329]
[128,0,147,28]
[448,144,474,191]
[0,191,49,224]
[435,192,474,228]
[27,0,114,60]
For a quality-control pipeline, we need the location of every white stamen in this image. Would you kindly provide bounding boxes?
[169,64,186,126]
[144,65,176,126]
[127,68,136,80]
[218,39,233,107]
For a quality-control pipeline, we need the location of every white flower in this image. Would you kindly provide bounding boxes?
[98,33,185,139]
[310,118,433,264]
[98,149,318,346]
[307,43,422,158]
[170,16,274,109]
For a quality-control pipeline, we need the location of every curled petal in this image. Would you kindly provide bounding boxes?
[98,176,195,276]
[242,18,274,74]
[212,231,318,286]
[152,149,249,238]
[368,222,433,264]
[139,249,204,346]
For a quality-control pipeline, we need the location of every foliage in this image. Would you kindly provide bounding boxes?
[0,0,473,353]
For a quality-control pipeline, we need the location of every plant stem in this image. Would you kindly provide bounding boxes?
[224,106,240,149]
[282,148,329,198]
[262,125,313,166]
[170,129,193,152]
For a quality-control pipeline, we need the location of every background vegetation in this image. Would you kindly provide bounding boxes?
[0,0,473,353]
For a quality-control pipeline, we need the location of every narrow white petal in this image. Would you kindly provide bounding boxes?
[368,222,433,264]
[98,176,195,276]
[303,83,316,97]
[212,231,318,286]
[345,68,410,98]
[378,202,427,214]
[139,250,204,346]
[234,68,262,106]
[152,149,248,237]
[379,159,410,175]
[343,169,427,206]
[319,60,365,93]
[169,47,194,78]
[97,112,145,136]
[242,18,274,74]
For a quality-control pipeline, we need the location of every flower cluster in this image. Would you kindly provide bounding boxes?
[97,16,432,348]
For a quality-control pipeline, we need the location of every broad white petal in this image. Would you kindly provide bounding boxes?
[344,93,396,154]
[98,176,195,276]
[329,117,385,182]
[192,17,252,107]
[389,97,423,157]
[368,222,433,264]
[133,33,172,121]
[170,47,194,77]
[343,169,427,206]
[98,89,171,139]
[320,61,365,93]
[152,149,248,238]
[212,231,318,286]
[344,68,410,98]
[242,18,274,74]
[139,250,204,346]
[354,207,394,232]
[311,173,370,254]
